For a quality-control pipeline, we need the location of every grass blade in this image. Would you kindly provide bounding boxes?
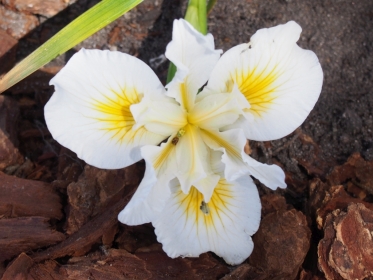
[0,0,143,93]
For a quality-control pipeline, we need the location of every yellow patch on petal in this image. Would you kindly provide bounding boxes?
[201,129,242,159]
[90,88,141,142]
[153,138,175,169]
[176,180,235,228]
[232,67,280,117]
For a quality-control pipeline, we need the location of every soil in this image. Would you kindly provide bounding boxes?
[0,0,373,279]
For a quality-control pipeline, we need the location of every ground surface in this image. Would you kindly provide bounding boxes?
[0,0,373,279]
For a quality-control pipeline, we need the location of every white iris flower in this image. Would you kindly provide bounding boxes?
[45,19,322,265]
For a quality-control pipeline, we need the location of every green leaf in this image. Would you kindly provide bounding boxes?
[0,0,143,94]
[206,0,217,14]
[184,0,207,35]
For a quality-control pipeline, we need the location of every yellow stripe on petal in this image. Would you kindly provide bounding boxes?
[89,87,141,143]
[233,66,280,118]
[176,180,235,229]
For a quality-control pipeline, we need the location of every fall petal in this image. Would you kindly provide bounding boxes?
[206,21,323,141]
[45,49,166,169]
[153,175,261,265]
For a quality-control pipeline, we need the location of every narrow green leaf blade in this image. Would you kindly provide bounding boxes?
[0,0,143,93]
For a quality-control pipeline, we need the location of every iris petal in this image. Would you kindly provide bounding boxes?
[205,21,323,141]
[165,19,222,111]
[153,174,261,265]
[45,49,166,169]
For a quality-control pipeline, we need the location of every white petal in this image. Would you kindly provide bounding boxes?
[133,96,187,136]
[141,134,178,184]
[45,49,166,169]
[165,19,222,111]
[118,160,157,225]
[200,129,248,181]
[192,148,223,203]
[242,153,286,190]
[153,175,261,265]
[175,124,208,194]
[189,92,241,130]
[206,21,323,141]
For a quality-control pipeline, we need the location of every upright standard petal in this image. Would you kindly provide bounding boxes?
[153,174,261,265]
[205,21,323,141]
[165,19,222,111]
[45,49,166,169]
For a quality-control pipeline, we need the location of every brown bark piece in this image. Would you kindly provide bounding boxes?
[0,172,62,219]
[2,0,68,18]
[2,253,33,280]
[327,153,373,194]
[220,264,268,280]
[260,193,288,217]
[313,183,373,229]
[249,209,311,280]
[30,248,229,280]
[0,217,65,262]
[318,203,373,280]
[32,192,136,261]
[116,224,157,253]
[0,96,24,171]
[66,164,142,235]
[0,29,17,74]
[0,5,38,39]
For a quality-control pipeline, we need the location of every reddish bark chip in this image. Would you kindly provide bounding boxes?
[0,96,24,171]
[0,5,38,39]
[0,172,63,219]
[260,193,288,217]
[1,253,33,280]
[2,0,68,18]
[65,163,142,235]
[29,248,229,279]
[249,209,311,280]
[0,29,17,74]
[318,203,373,280]
[327,153,373,194]
[0,217,65,262]
[309,179,373,229]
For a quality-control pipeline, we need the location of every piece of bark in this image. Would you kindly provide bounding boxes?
[0,172,62,219]
[2,253,33,280]
[313,183,373,229]
[249,209,311,280]
[65,163,142,235]
[56,147,83,183]
[2,0,68,18]
[0,5,38,39]
[0,29,17,75]
[220,264,268,280]
[0,96,24,171]
[30,247,229,280]
[299,269,324,280]
[327,153,373,194]
[318,203,373,280]
[116,224,157,253]
[31,190,137,262]
[54,246,229,279]
[0,217,65,262]
[260,193,288,217]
